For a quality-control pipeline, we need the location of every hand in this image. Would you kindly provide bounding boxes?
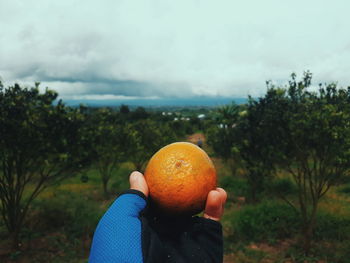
[89,171,227,263]
[130,171,227,222]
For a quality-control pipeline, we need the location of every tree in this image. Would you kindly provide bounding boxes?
[206,103,240,161]
[128,119,176,171]
[242,72,350,253]
[119,104,130,114]
[131,106,149,120]
[87,108,131,199]
[206,103,268,199]
[0,82,90,247]
[206,102,274,202]
[233,97,278,203]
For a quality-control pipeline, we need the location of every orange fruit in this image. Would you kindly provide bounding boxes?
[144,142,217,215]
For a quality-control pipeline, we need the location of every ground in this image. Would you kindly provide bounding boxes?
[1,133,349,262]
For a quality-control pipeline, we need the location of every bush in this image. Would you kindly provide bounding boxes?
[287,240,350,263]
[338,184,350,195]
[229,199,350,245]
[230,201,300,243]
[31,190,102,238]
[314,210,350,241]
[220,176,249,197]
[110,166,133,194]
[265,177,297,197]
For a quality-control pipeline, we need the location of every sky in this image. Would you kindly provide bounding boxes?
[0,0,350,101]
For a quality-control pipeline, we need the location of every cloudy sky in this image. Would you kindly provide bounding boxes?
[1,0,349,100]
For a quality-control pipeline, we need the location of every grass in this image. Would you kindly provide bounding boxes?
[221,189,350,263]
[0,162,137,262]
[2,137,350,262]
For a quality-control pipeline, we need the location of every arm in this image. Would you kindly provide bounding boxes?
[89,171,227,263]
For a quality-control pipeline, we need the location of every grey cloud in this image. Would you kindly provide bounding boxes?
[1,0,350,99]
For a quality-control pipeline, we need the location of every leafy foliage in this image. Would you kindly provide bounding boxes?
[314,210,350,241]
[207,101,274,202]
[206,103,240,161]
[86,108,132,198]
[219,176,249,197]
[1,76,350,261]
[231,201,300,243]
[0,82,91,246]
[127,119,177,171]
[209,72,350,253]
[236,72,350,252]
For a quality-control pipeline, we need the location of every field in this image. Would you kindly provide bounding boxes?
[2,80,350,263]
[1,132,350,262]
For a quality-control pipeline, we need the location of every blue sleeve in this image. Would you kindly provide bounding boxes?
[89,190,147,263]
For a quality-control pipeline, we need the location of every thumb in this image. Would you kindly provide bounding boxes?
[129,171,149,197]
[203,188,227,221]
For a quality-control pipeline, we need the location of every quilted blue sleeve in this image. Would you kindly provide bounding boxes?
[89,190,147,263]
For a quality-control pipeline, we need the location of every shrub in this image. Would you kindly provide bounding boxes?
[110,166,133,194]
[230,201,300,243]
[266,177,297,197]
[31,190,102,238]
[287,240,350,263]
[229,199,350,245]
[314,210,350,241]
[338,184,350,195]
[220,176,249,198]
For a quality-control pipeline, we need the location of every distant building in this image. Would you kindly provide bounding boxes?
[219,124,228,129]
[197,114,205,119]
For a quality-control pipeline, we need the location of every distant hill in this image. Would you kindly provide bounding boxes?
[62,97,247,108]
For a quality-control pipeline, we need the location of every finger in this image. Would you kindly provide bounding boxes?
[216,187,227,209]
[129,171,149,197]
[203,189,225,221]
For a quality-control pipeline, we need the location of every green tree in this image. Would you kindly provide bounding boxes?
[170,120,194,139]
[128,119,176,171]
[233,89,290,203]
[206,103,259,196]
[88,108,131,199]
[131,106,149,120]
[119,104,130,114]
[207,102,273,202]
[206,103,240,161]
[243,72,350,253]
[0,82,90,247]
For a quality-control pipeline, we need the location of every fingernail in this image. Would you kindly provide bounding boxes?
[130,171,140,185]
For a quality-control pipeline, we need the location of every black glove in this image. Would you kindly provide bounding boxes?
[89,189,224,263]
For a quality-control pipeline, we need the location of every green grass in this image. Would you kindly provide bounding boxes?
[2,153,350,262]
[337,183,350,195]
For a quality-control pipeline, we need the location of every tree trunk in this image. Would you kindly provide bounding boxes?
[10,229,20,249]
[303,225,312,255]
[228,159,237,176]
[102,178,109,199]
[302,204,318,255]
[8,215,22,249]
[249,181,258,203]
[247,171,263,203]
[4,198,23,249]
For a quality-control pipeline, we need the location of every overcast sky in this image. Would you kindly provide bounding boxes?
[1,0,349,100]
